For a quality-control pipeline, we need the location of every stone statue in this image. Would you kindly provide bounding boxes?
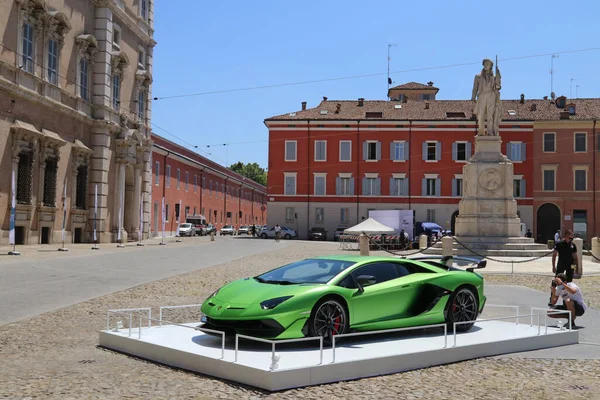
[471,58,502,136]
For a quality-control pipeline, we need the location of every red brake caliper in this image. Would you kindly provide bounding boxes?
[332,316,341,335]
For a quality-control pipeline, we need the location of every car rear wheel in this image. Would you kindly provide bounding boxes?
[308,298,348,345]
[284,234,291,239]
[446,287,478,332]
[261,233,267,239]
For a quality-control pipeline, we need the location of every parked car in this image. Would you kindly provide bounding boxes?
[259,226,297,239]
[178,223,195,237]
[334,226,349,241]
[220,225,237,236]
[308,227,327,241]
[200,255,487,344]
[238,225,250,235]
[202,224,217,235]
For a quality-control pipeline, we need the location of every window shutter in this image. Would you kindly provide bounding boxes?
[452,178,457,197]
[403,178,409,196]
[376,142,382,160]
[404,143,409,160]
[422,142,427,160]
[363,142,368,160]
[520,143,526,161]
[436,142,442,160]
[362,178,367,195]
[390,142,396,161]
[422,178,427,196]
[336,177,341,195]
[435,178,441,196]
[520,179,526,197]
[452,142,457,161]
[349,178,355,195]
[506,143,512,160]
[466,142,472,159]
[390,178,397,196]
[375,178,381,195]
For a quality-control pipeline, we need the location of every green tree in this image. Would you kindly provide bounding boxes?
[229,162,267,186]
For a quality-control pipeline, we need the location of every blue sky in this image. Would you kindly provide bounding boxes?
[151,0,600,169]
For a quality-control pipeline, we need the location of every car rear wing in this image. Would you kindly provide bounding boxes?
[410,255,486,273]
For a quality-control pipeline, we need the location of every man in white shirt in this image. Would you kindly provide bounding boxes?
[274,224,282,242]
[548,273,587,327]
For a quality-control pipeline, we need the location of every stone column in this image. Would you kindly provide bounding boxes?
[442,236,454,257]
[132,163,142,240]
[89,128,111,243]
[92,7,113,113]
[592,237,600,264]
[117,162,126,236]
[573,237,583,276]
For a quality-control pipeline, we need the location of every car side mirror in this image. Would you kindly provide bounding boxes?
[355,274,377,292]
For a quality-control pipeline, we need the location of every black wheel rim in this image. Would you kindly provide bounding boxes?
[451,290,477,323]
[313,301,346,338]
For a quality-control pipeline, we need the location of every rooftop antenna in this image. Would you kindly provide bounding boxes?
[387,43,397,100]
[576,84,580,99]
[550,54,559,98]
[570,78,576,99]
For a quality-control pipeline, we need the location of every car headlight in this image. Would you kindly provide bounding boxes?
[208,289,220,298]
[260,296,293,310]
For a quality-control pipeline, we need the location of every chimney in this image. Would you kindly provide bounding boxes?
[358,98,364,107]
[427,81,434,87]
[425,102,430,110]
[323,96,328,101]
[530,104,537,111]
[301,101,307,111]
[543,96,548,100]
[520,94,525,104]
[335,103,341,114]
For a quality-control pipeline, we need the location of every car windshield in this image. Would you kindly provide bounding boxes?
[255,258,356,284]
[180,223,192,228]
[223,225,232,229]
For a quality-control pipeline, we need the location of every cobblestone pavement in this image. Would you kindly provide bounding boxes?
[2,242,600,399]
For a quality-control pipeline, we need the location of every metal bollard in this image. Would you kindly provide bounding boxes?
[359,234,370,256]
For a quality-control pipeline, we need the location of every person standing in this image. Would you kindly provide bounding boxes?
[274,224,282,242]
[552,229,578,282]
[554,230,561,243]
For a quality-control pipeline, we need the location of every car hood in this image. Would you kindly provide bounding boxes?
[211,277,320,306]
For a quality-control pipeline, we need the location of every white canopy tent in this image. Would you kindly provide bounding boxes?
[343,217,397,235]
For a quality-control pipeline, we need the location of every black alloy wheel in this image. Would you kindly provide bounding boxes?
[309,299,348,345]
[446,287,478,332]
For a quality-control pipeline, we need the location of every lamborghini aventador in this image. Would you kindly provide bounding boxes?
[199,255,486,343]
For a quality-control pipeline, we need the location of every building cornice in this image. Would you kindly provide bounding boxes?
[0,73,95,124]
[152,144,267,194]
[93,0,157,47]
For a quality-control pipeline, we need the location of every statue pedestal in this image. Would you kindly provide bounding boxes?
[454,136,522,238]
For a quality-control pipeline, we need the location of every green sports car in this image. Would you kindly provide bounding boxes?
[199,255,486,343]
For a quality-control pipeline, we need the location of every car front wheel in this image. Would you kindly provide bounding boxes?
[284,234,291,240]
[308,298,349,345]
[446,287,478,332]
[261,233,267,239]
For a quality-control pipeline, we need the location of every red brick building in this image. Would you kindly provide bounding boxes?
[533,115,600,243]
[264,83,599,242]
[150,134,267,236]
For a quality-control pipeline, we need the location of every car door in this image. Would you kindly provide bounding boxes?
[342,262,412,325]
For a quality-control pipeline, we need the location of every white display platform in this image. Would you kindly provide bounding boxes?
[99,319,578,391]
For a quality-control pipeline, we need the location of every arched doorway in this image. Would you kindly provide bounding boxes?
[450,210,459,234]
[536,203,561,243]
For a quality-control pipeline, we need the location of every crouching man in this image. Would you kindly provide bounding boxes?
[548,273,587,328]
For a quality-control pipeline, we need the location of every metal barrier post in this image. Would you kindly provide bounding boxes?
[443,325,447,348]
[453,323,457,347]
[139,316,142,339]
[234,335,239,362]
[319,337,323,365]
[537,314,541,335]
[129,314,132,337]
[332,336,337,363]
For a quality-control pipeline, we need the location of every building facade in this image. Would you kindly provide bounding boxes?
[0,0,156,245]
[150,135,268,236]
[533,118,600,243]
[265,83,600,242]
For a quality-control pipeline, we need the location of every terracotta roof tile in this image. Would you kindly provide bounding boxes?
[265,99,600,122]
[388,82,439,90]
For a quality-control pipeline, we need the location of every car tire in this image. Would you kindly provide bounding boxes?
[284,234,291,240]
[308,297,349,345]
[261,233,267,239]
[445,286,478,332]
